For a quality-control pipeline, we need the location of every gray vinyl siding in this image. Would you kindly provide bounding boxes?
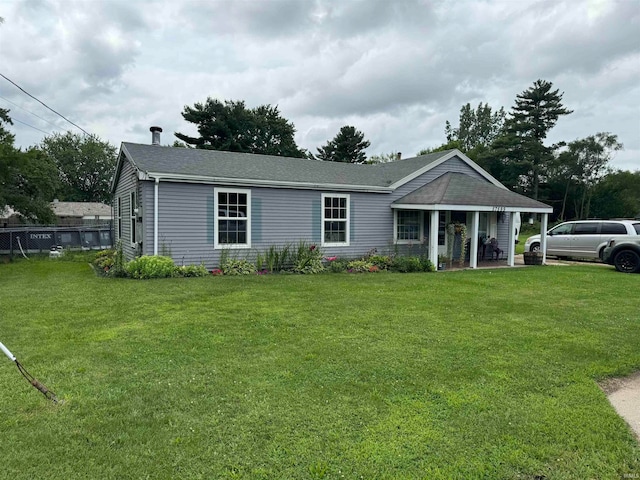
[127,155,517,269]
[140,180,155,256]
[112,159,138,261]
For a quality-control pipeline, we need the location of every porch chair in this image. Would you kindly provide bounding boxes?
[489,237,503,260]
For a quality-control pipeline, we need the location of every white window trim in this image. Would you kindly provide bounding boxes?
[214,187,251,249]
[130,191,137,247]
[321,193,350,247]
[117,196,122,241]
[394,210,423,244]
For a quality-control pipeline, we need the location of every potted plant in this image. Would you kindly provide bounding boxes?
[437,255,447,271]
[523,251,543,265]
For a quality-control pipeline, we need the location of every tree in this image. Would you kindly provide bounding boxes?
[444,102,506,156]
[40,132,118,203]
[590,170,640,219]
[416,102,505,162]
[499,80,573,200]
[174,98,306,158]
[367,151,401,164]
[561,133,622,219]
[0,109,57,223]
[316,126,371,164]
[417,141,460,157]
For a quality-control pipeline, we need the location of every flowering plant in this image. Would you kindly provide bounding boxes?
[446,222,467,266]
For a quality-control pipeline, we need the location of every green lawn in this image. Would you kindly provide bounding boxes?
[0,256,638,479]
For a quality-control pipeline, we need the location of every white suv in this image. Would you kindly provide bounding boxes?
[524,220,640,260]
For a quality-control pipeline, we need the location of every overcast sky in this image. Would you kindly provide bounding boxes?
[1,0,638,170]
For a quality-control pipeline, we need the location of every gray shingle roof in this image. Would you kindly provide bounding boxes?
[50,201,112,217]
[121,143,454,188]
[392,172,552,210]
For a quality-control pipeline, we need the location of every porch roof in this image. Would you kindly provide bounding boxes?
[391,172,553,213]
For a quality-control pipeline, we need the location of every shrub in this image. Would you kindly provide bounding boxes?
[419,255,436,272]
[368,254,393,270]
[292,241,324,274]
[347,260,374,273]
[92,244,126,277]
[327,258,348,273]
[221,258,257,275]
[93,249,115,271]
[175,264,209,277]
[390,256,423,273]
[126,255,176,279]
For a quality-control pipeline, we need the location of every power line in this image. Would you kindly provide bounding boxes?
[10,116,51,135]
[0,72,92,136]
[0,94,62,131]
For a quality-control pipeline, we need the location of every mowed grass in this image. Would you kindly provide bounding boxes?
[0,257,638,479]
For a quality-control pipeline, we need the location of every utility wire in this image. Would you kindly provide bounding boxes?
[10,116,51,135]
[0,72,92,136]
[0,94,62,130]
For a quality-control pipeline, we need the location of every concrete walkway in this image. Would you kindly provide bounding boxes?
[601,372,640,440]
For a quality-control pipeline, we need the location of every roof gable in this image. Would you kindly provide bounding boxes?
[392,172,552,212]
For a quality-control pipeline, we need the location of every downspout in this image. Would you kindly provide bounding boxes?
[154,177,159,255]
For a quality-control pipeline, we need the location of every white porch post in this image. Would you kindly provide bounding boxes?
[507,212,516,267]
[470,211,479,269]
[430,210,439,268]
[540,213,548,264]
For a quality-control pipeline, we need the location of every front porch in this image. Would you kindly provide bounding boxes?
[391,172,554,270]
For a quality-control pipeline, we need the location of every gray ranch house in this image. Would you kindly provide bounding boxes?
[110,128,553,270]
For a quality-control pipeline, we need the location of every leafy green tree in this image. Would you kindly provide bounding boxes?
[445,103,506,155]
[417,103,505,162]
[498,80,573,200]
[40,132,117,203]
[367,151,401,164]
[175,99,306,158]
[417,141,461,157]
[316,126,371,164]
[0,109,57,223]
[562,133,622,218]
[590,170,640,219]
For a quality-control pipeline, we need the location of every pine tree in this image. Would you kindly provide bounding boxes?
[316,126,370,164]
[504,80,573,199]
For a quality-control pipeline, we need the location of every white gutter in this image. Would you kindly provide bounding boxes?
[142,171,393,194]
[153,177,159,255]
[391,203,553,213]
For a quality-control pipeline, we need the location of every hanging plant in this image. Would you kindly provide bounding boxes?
[446,222,468,266]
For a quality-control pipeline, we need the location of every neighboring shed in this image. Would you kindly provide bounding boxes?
[110,129,553,269]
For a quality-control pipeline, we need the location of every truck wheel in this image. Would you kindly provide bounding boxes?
[613,249,640,273]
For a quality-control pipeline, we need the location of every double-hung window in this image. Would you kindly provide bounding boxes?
[214,188,251,248]
[396,210,421,242]
[322,193,349,246]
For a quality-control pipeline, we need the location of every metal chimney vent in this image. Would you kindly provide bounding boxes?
[150,126,163,146]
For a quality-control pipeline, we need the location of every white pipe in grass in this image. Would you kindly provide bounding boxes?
[0,341,16,362]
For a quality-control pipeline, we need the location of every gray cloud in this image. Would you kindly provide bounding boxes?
[0,0,638,172]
